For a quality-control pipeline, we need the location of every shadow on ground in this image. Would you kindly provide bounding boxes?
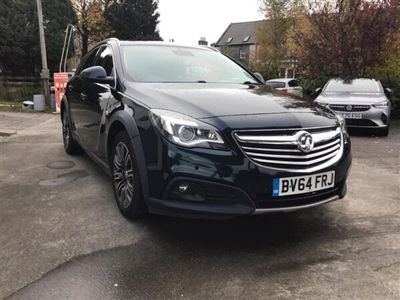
[11,206,393,300]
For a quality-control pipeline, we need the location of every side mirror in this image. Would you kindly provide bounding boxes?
[385,88,392,95]
[314,87,322,96]
[80,66,114,85]
[254,72,266,84]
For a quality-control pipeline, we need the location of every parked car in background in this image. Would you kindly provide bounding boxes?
[266,78,303,97]
[61,39,351,220]
[315,78,391,136]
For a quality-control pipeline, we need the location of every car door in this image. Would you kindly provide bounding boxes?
[288,80,303,97]
[68,47,100,145]
[79,45,116,155]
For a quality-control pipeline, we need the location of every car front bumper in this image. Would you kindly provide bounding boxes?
[336,106,391,128]
[145,140,352,218]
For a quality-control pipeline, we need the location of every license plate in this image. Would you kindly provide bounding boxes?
[340,112,362,119]
[272,171,335,197]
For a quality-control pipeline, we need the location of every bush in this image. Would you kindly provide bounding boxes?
[299,76,330,99]
[381,79,400,118]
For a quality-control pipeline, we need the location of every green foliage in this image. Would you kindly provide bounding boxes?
[43,0,77,73]
[256,0,304,78]
[256,0,292,77]
[105,0,161,41]
[219,45,233,57]
[0,0,39,75]
[294,0,400,79]
[0,0,76,75]
[382,79,400,116]
[290,0,400,116]
[361,34,400,115]
[299,76,330,99]
[0,82,41,102]
[72,0,112,56]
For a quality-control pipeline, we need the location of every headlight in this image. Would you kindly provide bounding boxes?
[373,100,389,108]
[150,109,225,149]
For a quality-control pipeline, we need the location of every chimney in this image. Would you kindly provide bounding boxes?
[198,37,208,46]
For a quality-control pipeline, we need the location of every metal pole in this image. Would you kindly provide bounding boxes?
[64,25,74,72]
[36,0,50,107]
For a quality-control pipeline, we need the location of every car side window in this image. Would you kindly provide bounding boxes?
[266,81,285,89]
[288,80,299,87]
[76,48,99,75]
[95,46,114,77]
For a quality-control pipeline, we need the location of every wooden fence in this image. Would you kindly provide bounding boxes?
[0,76,48,101]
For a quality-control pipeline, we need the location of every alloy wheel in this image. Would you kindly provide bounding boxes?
[113,142,135,209]
[62,114,70,147]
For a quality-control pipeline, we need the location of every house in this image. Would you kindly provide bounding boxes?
[215,20,297,78]
[214,21,263,66]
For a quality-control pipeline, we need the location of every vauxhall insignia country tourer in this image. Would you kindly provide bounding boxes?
[61,39,352,219]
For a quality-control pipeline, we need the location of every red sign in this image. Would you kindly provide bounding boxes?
[54,72,69,113]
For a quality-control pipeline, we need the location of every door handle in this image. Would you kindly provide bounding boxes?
[80,93,87,101]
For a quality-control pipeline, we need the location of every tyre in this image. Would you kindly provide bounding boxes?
[110,131,147,219]
[62,111,82,154]
[377,126,390,137]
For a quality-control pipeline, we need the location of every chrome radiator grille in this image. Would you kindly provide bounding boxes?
[329,104,371,112]
[234,127,343,173]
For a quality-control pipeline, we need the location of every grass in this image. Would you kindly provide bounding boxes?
[0,101,24,112]
[0,100,54,113]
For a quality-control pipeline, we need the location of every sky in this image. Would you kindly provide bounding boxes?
[158,0,264,46]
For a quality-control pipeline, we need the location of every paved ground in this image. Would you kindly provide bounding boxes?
[0,112,399,299]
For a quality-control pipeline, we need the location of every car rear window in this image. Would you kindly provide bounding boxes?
[266,81,286,89]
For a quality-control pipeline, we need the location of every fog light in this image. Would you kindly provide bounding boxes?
[381,114,388,125]
[170,181,206,202]
[178,184,189,193]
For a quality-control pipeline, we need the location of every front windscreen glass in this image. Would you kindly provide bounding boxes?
[122,45,257,84]
[324,79,382,94]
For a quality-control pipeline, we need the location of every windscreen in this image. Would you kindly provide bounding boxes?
[122,45,257,84]
[324,79,382,93]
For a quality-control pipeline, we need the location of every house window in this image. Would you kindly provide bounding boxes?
[240,49,246,60]
[226,37,233,43]
[243,36,250,42]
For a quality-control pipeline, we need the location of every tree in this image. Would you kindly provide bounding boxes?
[105,0,161,41]
[71,0,112,56]
[294,0,400,79]
[368,31,400,110]
[256,0,304,78]
[0,0,76,75]
[43,0,78,72]
[219,45,233,57]
[0,0,38,75]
